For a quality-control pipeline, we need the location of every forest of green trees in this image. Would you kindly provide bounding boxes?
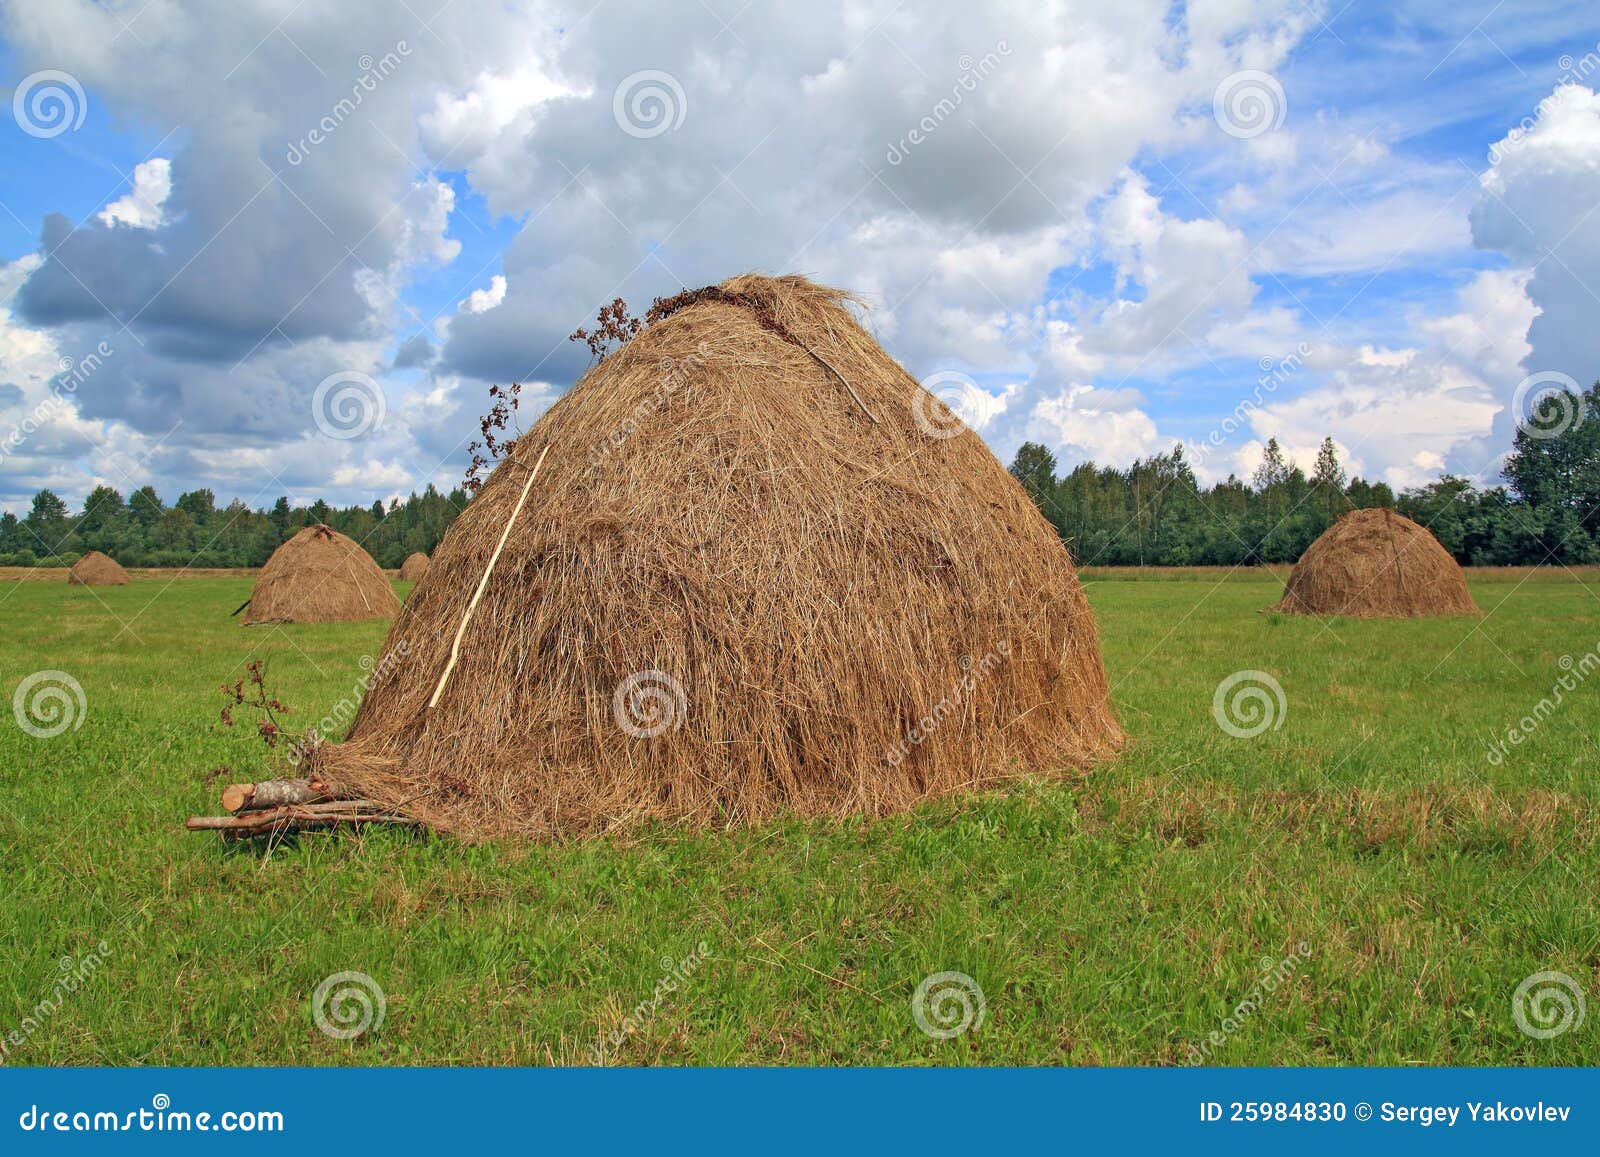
[3,383,1596,571]
[0,483,464,570]
[1009,383,1600,567]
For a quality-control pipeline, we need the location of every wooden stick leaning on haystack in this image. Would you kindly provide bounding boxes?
[185,777,414,841]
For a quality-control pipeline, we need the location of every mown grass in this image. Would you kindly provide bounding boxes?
[1,571,1596,1066]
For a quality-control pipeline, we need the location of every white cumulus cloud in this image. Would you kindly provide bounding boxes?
[98,158,172,230]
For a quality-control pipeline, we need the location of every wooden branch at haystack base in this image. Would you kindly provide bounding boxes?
[186,777,416,841]
[186,801,408,833]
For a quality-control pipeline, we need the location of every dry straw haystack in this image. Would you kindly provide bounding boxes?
[1272,507,1478,618]
[311,273,1122,840]
[244,525,399,625]
[68,551,129,586]
[399,552,430,582]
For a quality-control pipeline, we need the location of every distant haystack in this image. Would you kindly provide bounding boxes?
[399,552,430,582]
[68,551,129,586]
[1273,507,1478,618]
[244,525,398,625]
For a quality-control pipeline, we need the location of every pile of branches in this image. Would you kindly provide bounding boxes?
[188,661,416,842]
[185,778,412,842]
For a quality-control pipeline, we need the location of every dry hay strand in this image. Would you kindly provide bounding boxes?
[399,552,431,582]
[67,551,130,586]
[310,272,1122,841]
[243,524,399,625]
[1271,507,1478,619]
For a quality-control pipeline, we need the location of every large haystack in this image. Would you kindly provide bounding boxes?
[310,273,1121,840]
[1272,507,1478,618]
[68,551,129,586]
[244,525,399,625]
[399,552,430,582]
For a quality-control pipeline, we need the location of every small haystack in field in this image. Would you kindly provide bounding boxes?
[68,551,129,586]
[1272,507,1477,618]
[243,525,398,625]
[307,273,1122,841]
[399,552,430,582]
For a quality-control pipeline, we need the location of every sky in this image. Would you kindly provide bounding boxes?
[0,0,1598,515]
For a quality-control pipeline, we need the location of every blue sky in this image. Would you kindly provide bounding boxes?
[1,0,1598,513]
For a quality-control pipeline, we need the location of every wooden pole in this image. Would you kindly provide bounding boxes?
[185,800,407,836]
[428,443,550,709]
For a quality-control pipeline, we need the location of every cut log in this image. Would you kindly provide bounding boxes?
[221,778,332,813]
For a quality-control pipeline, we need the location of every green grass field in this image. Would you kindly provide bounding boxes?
[2,570,1596,1066]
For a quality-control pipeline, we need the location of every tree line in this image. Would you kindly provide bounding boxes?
[0,483,465,569]
[4,383,1596,571]
[1009,383,1600,567]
